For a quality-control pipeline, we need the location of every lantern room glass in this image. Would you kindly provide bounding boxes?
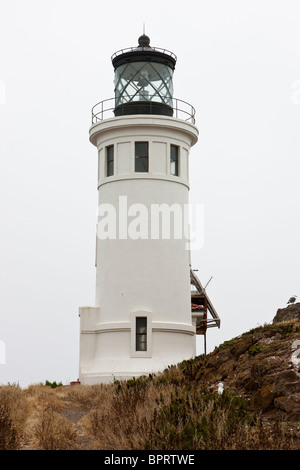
[114,61,174,108]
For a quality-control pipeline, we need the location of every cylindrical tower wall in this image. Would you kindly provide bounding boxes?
[96,178,191,324]
[91,116,198,323]
[79,115,199,383]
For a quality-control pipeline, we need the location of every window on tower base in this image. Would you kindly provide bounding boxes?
[136,317,147,351]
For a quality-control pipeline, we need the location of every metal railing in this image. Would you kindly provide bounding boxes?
[91,97,196,124]
[111,46,177,62]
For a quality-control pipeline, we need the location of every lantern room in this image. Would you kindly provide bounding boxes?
[111,34,176,117]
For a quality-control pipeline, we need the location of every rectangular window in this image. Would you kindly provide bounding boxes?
[136,317,147,351]
[106,145,114,176]
[170,144,179,176]
[135,142,149,172]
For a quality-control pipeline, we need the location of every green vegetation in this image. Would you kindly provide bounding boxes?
[248,344,263,356]
[145,388,257,450]
[45,380,63,389]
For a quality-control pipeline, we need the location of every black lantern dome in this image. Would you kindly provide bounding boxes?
[111,35,177,117]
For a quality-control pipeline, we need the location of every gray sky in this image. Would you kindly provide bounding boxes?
[0,0,299,387]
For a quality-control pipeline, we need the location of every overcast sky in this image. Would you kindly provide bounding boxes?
[0,0,299,388]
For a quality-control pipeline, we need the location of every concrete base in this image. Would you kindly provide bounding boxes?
[79,306,196,385]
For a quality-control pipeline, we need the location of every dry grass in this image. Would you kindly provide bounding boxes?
[70,370,300,451]
[0,384,28,449]
[34,406,79,450]
[0,367,299,450]
[81,379,176,449]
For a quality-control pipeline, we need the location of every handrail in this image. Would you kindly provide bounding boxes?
[111,46,177,62]
[91,97,195,124]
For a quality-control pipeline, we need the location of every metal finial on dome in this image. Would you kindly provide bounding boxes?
[138,34,150,47]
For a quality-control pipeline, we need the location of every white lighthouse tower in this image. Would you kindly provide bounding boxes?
[79,34,200,384]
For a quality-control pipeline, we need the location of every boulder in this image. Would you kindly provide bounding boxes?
[275,370,300,396]
[273,303,300,323]
[230,337,255,358]
[251,384,276,411]
[274,393,300,421]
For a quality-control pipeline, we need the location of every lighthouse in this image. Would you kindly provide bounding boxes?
[79,34,200,384]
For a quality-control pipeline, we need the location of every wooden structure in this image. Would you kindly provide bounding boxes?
[190,269,220,354]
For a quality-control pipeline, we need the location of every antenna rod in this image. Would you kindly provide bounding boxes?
[204,276,213,290]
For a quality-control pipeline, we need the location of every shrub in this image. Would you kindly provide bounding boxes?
[0,384,28,449]
[145,388,258,450]
[249,344,263,356]
[45,380,63,389]
[0,404,19,450]
[34,407,78,450]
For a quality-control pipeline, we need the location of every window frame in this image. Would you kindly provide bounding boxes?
[106,145,114,177]
[170,144,179,176]
[136,317,147,352]
[130,311,152,357]
[134,141,149,173]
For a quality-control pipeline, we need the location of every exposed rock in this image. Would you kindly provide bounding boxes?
[275,370,300,396]
[206,348,233,368]
[251,384,276,411]
[273,302,300,323]
[274,394,300,421]
[230,337,255,358]
[191,319,300,425]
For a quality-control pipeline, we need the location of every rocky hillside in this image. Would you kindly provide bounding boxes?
[184,308,300,426]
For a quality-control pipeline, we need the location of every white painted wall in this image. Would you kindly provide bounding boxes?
[79,115,199,384]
